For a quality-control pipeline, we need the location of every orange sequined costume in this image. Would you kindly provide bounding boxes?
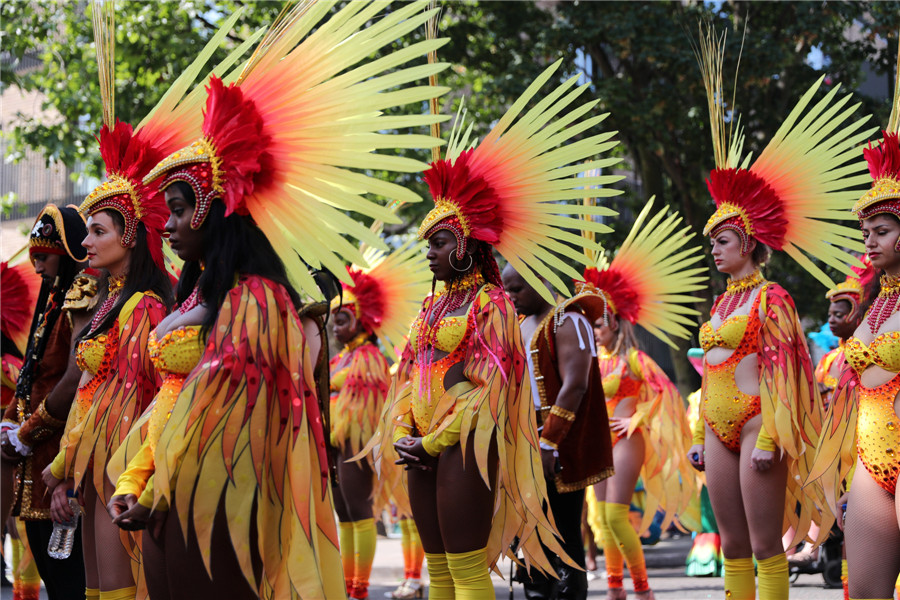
[330,339,391,459]
[600,349,660,449]
[697,289,764,453]
[108,326,203,508]
[844,332,900,494]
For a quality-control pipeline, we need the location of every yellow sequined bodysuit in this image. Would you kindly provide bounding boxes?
[600,351,643,448]
[407,313,471,441]
[114,326,203,507]
[697,290,763,453]
[844,331,900,494]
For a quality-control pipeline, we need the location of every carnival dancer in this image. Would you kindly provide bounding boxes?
[1,208,98,600]
[580,197,705,600]
[808,57,900,600]
[500,263,615,600]
[364,58,622,597]
[687,26,874,600]
[124,2,448,598]
[330,241,431,600]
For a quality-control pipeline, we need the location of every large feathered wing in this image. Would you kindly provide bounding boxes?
[757,285,830,545]
[153,277,341,599]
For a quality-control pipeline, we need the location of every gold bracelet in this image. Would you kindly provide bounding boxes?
[36,400,66,428]
[550,404,576,422]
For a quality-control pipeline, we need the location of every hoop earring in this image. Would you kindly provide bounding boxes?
[449,253,474,272]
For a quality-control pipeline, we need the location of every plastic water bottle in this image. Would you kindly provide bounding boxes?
[47,490,81,559]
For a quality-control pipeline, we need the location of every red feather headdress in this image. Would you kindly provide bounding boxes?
[826,255,876,320]
[144,76,272,230]
[703,168,789,254]
[1,261,42,356]
[580,266,639,325]
[80,121,169,270]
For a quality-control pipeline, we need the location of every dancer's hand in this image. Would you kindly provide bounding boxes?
[42,464,62,490]
[49,480,75,523]
[540,448,558,481]
[609,417,630,435]
[107,494,136,523]
[750,447,774,471]
[112,500,152,531]
[687,444,705,471]
[393,436,436,471]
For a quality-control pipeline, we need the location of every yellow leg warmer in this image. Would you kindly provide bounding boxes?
[595,500,624,588]
[99,587,137,600]
[85,588,101,600]
[425,552,454,600]
[723,557,755,600]
[756,553,788,600]
[446,548,494,599]
[400,518,424,580]
[339,521,355,593]
[351,518,376,599]
[605,502,649,592]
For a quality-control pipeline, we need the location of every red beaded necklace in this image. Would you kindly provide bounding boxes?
[178,286,203,314]
[90,274,126,332]
[716,269,766,320]
[866,274,900,335]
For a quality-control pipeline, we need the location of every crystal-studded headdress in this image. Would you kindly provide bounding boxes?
[143,0,448,298]
[78,2,254,270]
[696,24,874,287]
[579,197,707,348]
[825,255,876,320]
[416,60,622,300]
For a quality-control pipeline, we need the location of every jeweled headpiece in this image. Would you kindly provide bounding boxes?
[853,132,900,223]
[330,241,431,359]
[825,256,875,320]
[578,197,707,347]
[143,1,448,298]
[416,61,622,300]
[79,122,169,269]
[695,24,874,286]
[28,204,88,263]
[79,1,251,271]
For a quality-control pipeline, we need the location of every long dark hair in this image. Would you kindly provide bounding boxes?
[15,253,88,399]
[79,210,174,340]
[169,182,301,337]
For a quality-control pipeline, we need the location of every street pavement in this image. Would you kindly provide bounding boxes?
[2,533,844,599]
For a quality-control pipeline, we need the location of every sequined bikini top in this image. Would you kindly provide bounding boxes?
[148,326,203,376]
[844,332,900,375]
[599,351,642,400]
[409,315,469,355]
[699,315,750,351]
[76,332,112,375]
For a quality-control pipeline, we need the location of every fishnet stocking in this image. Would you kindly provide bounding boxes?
[845,459,900,599]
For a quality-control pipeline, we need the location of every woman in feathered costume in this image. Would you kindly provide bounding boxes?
[582,197,705,600]
[808,46,900,600]
[365,58,622,596]
[116,2,447,598]
[686,25,874,600]
[330,242,430,600]
[40,5,258,598]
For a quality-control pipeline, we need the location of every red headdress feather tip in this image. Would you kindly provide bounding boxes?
[581,266,640,325]
[864,132,900,181]
[1,261,41,350]
[201,76,272,216]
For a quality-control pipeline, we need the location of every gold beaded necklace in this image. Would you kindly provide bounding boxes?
[716,269,766,319]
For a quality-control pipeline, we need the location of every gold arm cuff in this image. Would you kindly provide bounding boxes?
[538,437,558,450]
[550,404,576,422]
[36,400,66,428]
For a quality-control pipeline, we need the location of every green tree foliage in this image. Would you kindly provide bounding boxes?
[4,1,899,385]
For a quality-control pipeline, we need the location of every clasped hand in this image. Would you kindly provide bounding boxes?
[393,436,437,471]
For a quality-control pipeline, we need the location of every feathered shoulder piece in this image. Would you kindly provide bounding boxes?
[332,241,432,360]
[696,23,875,287]
[144,0,449,298]
[579,197,707,348]
[416,60,623,301]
